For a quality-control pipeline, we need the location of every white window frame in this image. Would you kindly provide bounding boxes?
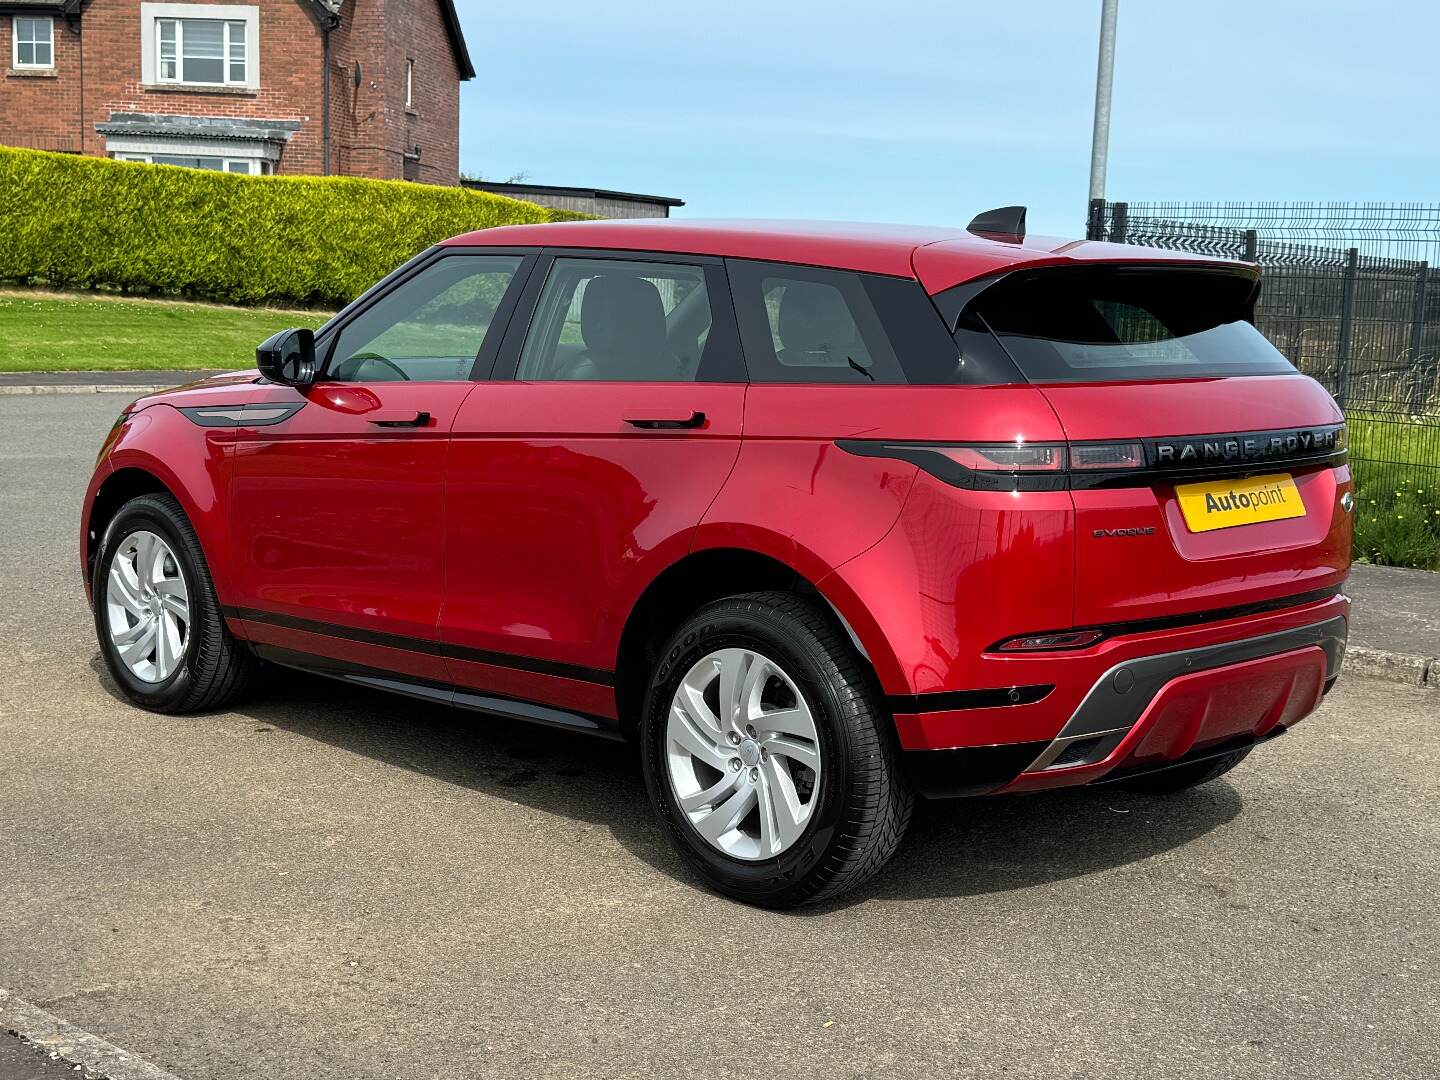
[405,58,414,109]
[12,15,54,69]
[140,4,259,91]
[115,152,269,175]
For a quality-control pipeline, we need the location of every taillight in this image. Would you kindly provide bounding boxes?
[1068,441,1144,470]
[926,443,1066,473]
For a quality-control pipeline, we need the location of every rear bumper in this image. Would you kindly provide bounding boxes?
[900,596,1347,798]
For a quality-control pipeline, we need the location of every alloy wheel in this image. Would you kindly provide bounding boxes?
[666,647,823,861]
[105,529,190,683]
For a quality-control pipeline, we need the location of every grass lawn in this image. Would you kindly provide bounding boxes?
[0,289,333,371]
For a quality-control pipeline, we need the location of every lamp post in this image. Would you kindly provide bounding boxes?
[1088,0,1119,207]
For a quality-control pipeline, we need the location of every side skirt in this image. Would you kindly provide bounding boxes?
[250,643,626,741]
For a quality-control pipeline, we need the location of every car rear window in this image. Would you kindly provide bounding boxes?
[966,265,1296,383]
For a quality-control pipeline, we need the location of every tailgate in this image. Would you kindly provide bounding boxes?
[1041,376,1351,625]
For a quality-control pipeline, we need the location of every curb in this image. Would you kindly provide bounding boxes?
[1343,646,1437,689]
[0,989,184,1080]
[0,384,169,396]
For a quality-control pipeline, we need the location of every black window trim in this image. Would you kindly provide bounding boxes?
[314,246,541,382]
[485,247,747,384]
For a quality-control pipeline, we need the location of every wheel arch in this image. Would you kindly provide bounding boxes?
[86,413,232,609]
[612,546,902,736]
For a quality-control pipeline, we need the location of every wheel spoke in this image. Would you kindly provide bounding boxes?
[117,619,156,665]
[669,704,729,771]
[693,782,756,845]
[107,565,146,616]
[676,671,724,742]
[716,648,749,729]
[154,575,187,598]
[759,757,807,855]
[159,591,189,621]
[132,533,157,586]
[764,735,819,773]
[677,770,741,814]
[155,612,182,678]
[756,705,815,739]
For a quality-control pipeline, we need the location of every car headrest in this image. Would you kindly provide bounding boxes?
[580,275,667,364]
[776,281,857,356]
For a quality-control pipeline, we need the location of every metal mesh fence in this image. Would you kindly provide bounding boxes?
[1086,201,1440,498]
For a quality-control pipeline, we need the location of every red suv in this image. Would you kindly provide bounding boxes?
[82,213,1352,906]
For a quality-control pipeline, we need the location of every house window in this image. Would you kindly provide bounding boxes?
[405,58,414,108]
[116,153,269,175]
[141,4,259,90]
[12,16,54,69]
[156,18,246,84]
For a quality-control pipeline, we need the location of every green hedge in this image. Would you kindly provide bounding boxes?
[0,146,585,307]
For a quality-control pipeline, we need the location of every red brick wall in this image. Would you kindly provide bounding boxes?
[0,0,461,183]
[0,13,85,153]
[328,0,459,184]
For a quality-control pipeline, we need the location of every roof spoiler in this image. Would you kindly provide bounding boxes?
[967,205,1027,240]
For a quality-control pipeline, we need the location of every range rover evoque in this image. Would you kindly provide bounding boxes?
[82,210,1352,907]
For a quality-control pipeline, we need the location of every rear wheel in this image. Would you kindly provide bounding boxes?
[1114,746,1252,794]
[93,493,257,713]
[641,592,912,907]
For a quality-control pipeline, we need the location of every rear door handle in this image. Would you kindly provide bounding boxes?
[369,410,431,427]
[624,411,706,430]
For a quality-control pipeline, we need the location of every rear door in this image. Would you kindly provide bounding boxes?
[439,252,747,720]
[966,264,1351,626]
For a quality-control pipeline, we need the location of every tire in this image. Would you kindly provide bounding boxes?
[1114,746,1252,794]
[641,591,913,907]
[92,493,257,713]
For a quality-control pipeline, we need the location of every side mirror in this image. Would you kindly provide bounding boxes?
[256,328,318,386]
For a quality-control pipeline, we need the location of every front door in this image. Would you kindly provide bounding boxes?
[440,254,748,721]
[228,251,532,681]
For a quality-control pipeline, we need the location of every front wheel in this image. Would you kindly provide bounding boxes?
[93,493,257,713]
[641,592,913,907]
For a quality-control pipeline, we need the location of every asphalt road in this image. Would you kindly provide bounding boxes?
[1,394,1436,1080]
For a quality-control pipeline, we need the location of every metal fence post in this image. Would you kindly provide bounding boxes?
[1409,261,1431,414]
[1243,229,1258,263]
[1111,202,1128,245]
[1335,247,1360,409]
[1086,199,1106,241]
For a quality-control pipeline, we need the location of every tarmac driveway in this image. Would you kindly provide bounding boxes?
[0,395,1436,1080]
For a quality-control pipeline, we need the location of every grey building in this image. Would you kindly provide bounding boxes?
[461,180,683,219]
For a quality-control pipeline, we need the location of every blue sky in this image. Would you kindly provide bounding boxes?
[453,0,1439,238]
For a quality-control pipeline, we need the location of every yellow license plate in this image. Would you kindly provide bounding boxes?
[1175,473,1306,533]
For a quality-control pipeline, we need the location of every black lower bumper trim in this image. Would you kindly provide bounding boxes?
[901,742,1049,799]
[1091,728,1284,786]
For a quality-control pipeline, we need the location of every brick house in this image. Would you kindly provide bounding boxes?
[0,0,472,183]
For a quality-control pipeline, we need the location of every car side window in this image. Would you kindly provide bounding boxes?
[327,255,523,382]
[729,260,962,385]
[515,258,739,382]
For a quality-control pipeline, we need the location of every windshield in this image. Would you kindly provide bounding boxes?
[969,266,1296,383]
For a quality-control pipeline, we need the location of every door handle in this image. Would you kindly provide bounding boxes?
[624,411,706,430]
[369,410,431,427]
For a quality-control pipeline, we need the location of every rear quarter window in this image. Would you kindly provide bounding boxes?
[727,260,970,384]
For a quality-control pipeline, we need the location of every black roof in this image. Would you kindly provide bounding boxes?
[462,180,684,209]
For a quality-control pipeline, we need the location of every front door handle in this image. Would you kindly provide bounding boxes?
[624,411,706,430]
[369,410,431,428]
